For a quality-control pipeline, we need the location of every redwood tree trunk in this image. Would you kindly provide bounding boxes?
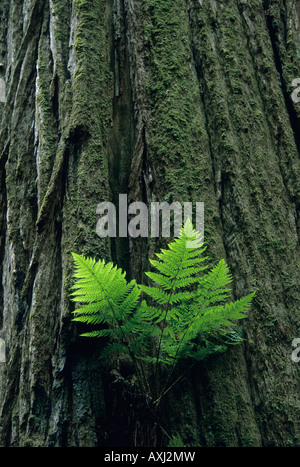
[0,0,299,447]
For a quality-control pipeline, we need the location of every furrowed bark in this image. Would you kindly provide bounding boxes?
[0,0,299,447]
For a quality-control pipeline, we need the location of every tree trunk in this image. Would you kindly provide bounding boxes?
[0,0,299,447]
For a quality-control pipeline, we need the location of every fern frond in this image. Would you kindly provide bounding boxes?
[72,313,109,326]
[139,284,170,304]
[199,259,233,291]
[71,252,151,361]
[80,329,114,338]
[145,271,174,290]
[141,221,207,303]
[70,219,255,404]
[72,301,110,316]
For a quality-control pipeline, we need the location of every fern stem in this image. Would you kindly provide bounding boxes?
[153,360,197,407]
[155,268,222,407]
[138,356,152,397]
[152,254,186,399]
[83,262,148,397]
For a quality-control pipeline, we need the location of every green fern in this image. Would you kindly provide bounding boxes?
[138,220,254,367]
[71,253,153,364]
[71,219,255,402]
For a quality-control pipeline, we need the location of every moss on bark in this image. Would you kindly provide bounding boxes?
[0,0,299,447]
